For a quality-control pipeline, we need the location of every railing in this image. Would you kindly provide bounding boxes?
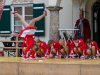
[0,35,22,57]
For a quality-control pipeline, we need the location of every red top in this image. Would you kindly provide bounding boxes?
[39,41,48,55]
[72,38,86,51]
[52,41,62,55]
[86,41,99,51]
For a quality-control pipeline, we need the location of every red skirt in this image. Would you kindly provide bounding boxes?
[19,26,37,38]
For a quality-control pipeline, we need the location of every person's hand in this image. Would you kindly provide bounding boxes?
[43,10,47,16]
[12,11,18,14]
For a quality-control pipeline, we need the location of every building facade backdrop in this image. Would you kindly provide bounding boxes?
[0,0,99,43]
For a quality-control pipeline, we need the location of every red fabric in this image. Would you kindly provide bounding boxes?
[86,41,99,51]
[52,41,62,55]
[0,52,4,56]
[75,18,91,41]
[30,49,36,58]
[66,40,75,54]
[91,41,99,51]
[66,40,72,49]
[19,26,37,38]
[24,35,36,58]
[73,39,86,52]
[39,41,47,56]
[20,26,37,58]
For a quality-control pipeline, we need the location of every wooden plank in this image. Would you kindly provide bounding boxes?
[19,63,80,75]
[0,57,100,75]
[0,40,22,42]
[1,47,22,49]
[81,65,100,75]
[0,62,18,75]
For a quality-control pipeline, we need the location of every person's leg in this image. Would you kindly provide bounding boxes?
[50,49,57,58]
[36,50,43,57]
[78,48,83,58]
[12,12,29,27]
[86,49,92,59]
[30,49,36,59]
[60,49,66,58]
[64,46,70,57]
[22,41,27,58]
[40,49,47,57]
[74,47,78,55]
[91,46,96,59]
[28,10,47,26]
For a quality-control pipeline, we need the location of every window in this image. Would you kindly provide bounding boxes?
[12,3,45,36]
[13,5,33,32]
[14,7,22,32]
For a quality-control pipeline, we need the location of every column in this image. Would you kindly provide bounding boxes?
[47,6,62,41]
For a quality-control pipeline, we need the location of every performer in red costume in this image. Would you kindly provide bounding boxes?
[74,8,91,41]
[59,39,69,58]
[36,39,48,58]
[86,39,100,59]
[12,10,47,59]
[66,38,75,58]
[48,40,62,58]
[72,37,86,58]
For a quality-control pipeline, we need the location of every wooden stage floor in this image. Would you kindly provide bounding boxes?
[0,57,100,75]
[0,57,100,64]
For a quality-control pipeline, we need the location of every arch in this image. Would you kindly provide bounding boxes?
[92,0,100,47]
[85,0,96,39]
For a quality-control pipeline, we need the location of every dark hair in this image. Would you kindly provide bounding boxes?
[86,39,91,43]
[48,40,53,45]
[73,36,78,40]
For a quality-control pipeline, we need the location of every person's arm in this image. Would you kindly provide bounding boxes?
[29,10,47,26]
[12,11,29,28]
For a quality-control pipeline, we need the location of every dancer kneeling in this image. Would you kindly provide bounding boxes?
[35,39,48,58]
[85,39,100,59]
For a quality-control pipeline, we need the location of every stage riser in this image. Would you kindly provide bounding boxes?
[0,62,100,75]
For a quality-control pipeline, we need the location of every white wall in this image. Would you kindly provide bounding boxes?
[60,0,73,29]
[5,0,12,5]
[34,0,76,42]
[5,0,95,42]
[72,0,80,28]
[4,0,82,42]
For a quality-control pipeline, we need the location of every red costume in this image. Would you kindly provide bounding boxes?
[51,41,62,55]
[19,26,37,58]
[38,41,48,57]
[47,45,51,56]
[75,18,91,41]
[86,41,99,51]
[72,38,86,55]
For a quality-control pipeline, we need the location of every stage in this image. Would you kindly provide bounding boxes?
[0,57,100,75]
